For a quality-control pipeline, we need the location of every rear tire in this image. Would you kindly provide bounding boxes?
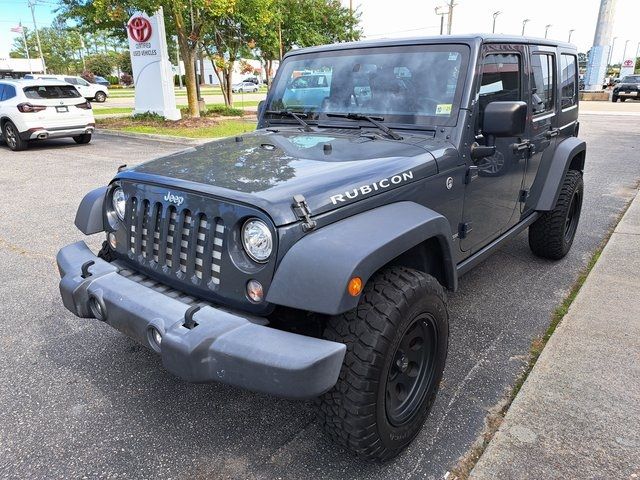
[317,267,449,461]
[2,121,28,151]
[529,169,583,260]
[620,97,627,102]
[94,91,107,103]
[73,133,92,144]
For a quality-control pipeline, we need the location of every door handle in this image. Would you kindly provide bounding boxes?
[511,140,533,153]
[545,128,560,139]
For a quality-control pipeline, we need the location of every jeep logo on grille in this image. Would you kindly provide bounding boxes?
[164,191,184,206]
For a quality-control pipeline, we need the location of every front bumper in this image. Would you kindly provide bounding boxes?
[57,241,345,399]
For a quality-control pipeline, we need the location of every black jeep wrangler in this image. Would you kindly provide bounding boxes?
[57,35,585,460]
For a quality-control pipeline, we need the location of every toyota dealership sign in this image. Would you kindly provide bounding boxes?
[127,9,180,120]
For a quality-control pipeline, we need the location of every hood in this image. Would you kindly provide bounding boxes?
[118,129,442,226]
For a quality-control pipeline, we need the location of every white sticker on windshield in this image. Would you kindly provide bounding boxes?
[436,104,452,115]
[448,52,459,61]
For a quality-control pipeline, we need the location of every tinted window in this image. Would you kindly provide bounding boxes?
[560,54,577,109]
[531,53,555,114]
[0,84,5,101]
[621,76,640,83]
[478,53,521,112]
[1,84,16,101]
[64,77,78,85]
[23,85,81,99]
[77,78,90,86]
[267,45,469,125]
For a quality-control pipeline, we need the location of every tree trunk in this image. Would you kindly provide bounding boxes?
[225,62,234,107]
[265,59,273,87]
[199,48,205,85]
[178,37,199,118]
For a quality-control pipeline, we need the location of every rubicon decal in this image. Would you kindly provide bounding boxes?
[330,171,414,205]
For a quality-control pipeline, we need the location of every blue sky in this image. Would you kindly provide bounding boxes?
[0,0,58,57]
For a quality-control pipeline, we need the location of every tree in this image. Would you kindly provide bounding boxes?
[86,53,115,77]
[58,0,233,118]
[116,51,133,75]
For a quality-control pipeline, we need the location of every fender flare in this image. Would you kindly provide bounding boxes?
[534,137,586,211]
[266,202,457,315]
[74,186,107,235]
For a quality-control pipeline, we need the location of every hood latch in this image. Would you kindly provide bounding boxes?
[292,194,317,232]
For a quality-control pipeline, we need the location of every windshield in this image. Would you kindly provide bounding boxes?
[266,44,469,127]
[621,76,640,83]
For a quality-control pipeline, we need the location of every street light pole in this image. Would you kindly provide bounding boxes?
[621,39,630,64]
[492,11,501,34]
[27,0,46,74]
[435,6,447,36]
[607,36,618,69]
[545,24,552,39]
[522,19,530,36]
[568,29,575,43]
[446,0,456,35]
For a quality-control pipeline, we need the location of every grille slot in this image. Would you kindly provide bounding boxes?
[126,197,224,288]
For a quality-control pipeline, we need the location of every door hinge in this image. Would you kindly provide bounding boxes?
[292,194,317,231]
[465,165,479,184]
[458,222,473,239]
[519,189,529,203]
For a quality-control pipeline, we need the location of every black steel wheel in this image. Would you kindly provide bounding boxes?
[529,169,584,260]
[317,267,449,461]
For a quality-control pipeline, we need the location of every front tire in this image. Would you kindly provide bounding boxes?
[73,133,92,144]
[2,121,28,151]
[317,267,449,461]
[529,169,583,260]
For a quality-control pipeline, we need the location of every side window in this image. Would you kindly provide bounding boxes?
[478,53,521,111]
[2,85,16,101]
[65,77,77,85]
[0,84,5,101]
[531,53,555,114]
[560,54,577,109]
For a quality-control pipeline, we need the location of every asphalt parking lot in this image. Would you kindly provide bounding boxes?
[0,115,639,479]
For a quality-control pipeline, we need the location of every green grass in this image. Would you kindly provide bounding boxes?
[114,119,254,138]
[107,86,267,97]
[94,101,259,116]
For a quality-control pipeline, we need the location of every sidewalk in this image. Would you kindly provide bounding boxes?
[470,191,640,479]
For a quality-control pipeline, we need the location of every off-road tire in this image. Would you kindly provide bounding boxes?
[94,91,107,103]
[620,97,627,102]
[612,95,618,102]
[97,241,117,262]
[317,267,449,461]
[73,133,92,144]
[2,120,28,151]
[529,169,583,260]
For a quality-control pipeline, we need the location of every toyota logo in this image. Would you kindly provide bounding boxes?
[128,16,152,43]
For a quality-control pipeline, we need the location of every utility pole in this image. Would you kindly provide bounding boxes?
[492,11,501,34]
[19,23,32,74]
[349,0,353,41]
[621,39,630,65]
[446,0,456,35]
[545,24,552,39]
[568,29,575,43]
[607,36,618,69]
[27,0,46,74]
[278,21,283,60]
[435,6,447,36]
[175,36,183,89]
[521,19,530,36]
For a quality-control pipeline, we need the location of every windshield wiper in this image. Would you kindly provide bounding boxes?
[326,113,403,140]
[264,110,313,132]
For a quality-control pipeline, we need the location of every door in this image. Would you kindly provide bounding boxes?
[461,45,528,252]
[521,47,559,212]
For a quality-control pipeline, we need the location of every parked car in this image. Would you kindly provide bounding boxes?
[0,79,95,151]
[232,81,259,93]
[612,75,640,102]
[24,74,108,102]
[93,76,111,88]
[281,73,331,109]
[242,76,260,85]
[57,35,585,461]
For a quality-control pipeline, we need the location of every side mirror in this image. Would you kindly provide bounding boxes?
[482,101,527,137]
[257,100,265,117]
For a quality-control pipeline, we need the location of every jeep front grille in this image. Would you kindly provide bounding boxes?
[128,197,224,287]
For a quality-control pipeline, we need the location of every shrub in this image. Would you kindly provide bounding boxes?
[80,71,95,83]
[120,73,133,86]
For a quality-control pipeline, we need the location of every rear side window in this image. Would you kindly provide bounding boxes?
[0,84,5,101]
[1,84,16,101]
[23,85,81,99]
[64,77,78,85]
[560,54,577,109]
[531,53,555,114]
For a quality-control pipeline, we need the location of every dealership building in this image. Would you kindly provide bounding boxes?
[0,57,45,78]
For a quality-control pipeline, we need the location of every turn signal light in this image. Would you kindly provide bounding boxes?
[347,277,363,297]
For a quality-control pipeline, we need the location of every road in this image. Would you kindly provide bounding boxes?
[0,113,638,479]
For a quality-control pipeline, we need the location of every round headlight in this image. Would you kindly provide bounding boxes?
[111,187,126,221]
[242,219,273,263]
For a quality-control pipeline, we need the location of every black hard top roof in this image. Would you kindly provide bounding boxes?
[286,34,576,58]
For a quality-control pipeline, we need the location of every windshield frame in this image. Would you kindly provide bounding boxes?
[263,43,471,129]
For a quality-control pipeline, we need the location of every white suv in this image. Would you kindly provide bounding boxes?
[0,79,96,151]
[25,74,109,103]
